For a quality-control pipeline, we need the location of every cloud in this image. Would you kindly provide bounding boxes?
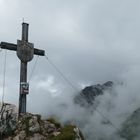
[0,0,140,139]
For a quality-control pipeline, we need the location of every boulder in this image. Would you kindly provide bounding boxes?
[0,103,18,136]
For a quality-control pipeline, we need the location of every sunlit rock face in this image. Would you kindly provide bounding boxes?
[75,81,113,107]
[0,103,85,140]
[0,103,18,136]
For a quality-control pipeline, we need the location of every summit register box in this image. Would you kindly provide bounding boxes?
[20,82,29,94]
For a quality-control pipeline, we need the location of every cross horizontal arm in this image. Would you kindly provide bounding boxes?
[0,42,45,56]
[0,42,17,51]
[34,48,45,56]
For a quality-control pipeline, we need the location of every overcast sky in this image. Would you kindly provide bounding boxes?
[0,0,140,107]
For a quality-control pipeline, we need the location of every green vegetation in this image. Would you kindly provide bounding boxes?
[47,117,61,128]
[50,125,76,140]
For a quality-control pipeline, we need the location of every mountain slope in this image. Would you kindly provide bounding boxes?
[0,103,85,140]
[120,108,140,140]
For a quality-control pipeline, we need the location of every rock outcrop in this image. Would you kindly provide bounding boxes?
[0,103,85,140]
[74,81,113,107]
[0,103,18,136]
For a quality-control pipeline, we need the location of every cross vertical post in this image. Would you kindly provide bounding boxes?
[19,23,29,114]
[19,62,27,113]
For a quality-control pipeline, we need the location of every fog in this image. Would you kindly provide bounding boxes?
[0,0,140,139]
[24,66,140,140]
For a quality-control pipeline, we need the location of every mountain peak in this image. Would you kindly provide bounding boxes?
[75,81,113,106]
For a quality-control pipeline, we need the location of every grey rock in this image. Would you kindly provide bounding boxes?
[29,133,46,140]
[0,103,18,136]
[29,116,40,133]
[13,130,26,140]
[74,127,82,140]
[47,123,56,133]
[75,81,113,106]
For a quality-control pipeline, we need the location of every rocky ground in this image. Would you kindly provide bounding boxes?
[0,103,85,140]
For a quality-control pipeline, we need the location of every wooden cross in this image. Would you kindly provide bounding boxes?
[0,23,45,115]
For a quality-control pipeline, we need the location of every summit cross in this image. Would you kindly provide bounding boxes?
[0,23,45,115]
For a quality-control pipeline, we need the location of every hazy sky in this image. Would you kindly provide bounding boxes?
[1,1,140,139]
[0,0,140,108]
